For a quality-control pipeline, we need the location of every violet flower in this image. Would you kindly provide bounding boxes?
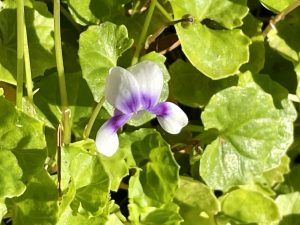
[96,61,188,156]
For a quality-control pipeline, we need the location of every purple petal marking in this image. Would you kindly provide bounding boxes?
[149,102,170,117]
[141,93,157,110]
[106,113,132,133]
[119,93,140,113]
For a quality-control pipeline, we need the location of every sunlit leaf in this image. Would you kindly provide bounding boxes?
[9,169,59,225]
[79,22,133,102]
[170,0,250,79]
[174,176,220,225]
[220,189,280,225]
[200,85,294,190]
[259,0,297,12]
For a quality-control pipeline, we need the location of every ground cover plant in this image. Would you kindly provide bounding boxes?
[1,0,300,224]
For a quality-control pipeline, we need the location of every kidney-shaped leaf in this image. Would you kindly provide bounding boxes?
[200,86,294,190]
[169,0,251,79]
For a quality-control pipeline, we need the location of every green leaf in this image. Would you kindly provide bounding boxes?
[169,0,251,79]
[79,22,133,102]
[276,165,300,193]
[60,140,110,216]
[118,129,181,224]
[276,192,300,225]
[9,169,58,225]
[0,96,47,180]
[0,151,26,199]
[0,200,7,221]
[259,0,297,12]
[276,192,300,216]
[34,72,96,139]
[200,85,294,190]
[0,2,55,85]
[266,7,300,98]
[174,177,220,225]
[256,155,290,188]
[169,59,237,107]
[261,44,297,94]
[240,14,265,73]
[65,0,130,26]
[220,189,280,225]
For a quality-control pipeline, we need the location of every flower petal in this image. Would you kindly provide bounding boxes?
[105,67,141,114]
[152,102,188,134]
[95,114,131,156]
[129,61,163,110]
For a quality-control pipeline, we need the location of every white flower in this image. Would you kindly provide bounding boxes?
[96,61,188,157]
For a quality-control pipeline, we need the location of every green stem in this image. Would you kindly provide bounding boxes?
[54,0,71,144]
[83,97,105,139]
[16,0,24,109]
[155,1,173,22]
[263,0,300,37]
[23,23,33,103]
[131,0,158,65]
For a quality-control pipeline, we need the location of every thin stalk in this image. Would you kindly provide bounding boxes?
[54,0,71,144]
[23,23,33,103]
[16,0,24,109]
[83,97,105,139]
[263,0,300,37]
[131,0,158,65]
[155,1,173,22]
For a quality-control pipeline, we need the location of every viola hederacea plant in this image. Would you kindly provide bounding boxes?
[95,61,188,156]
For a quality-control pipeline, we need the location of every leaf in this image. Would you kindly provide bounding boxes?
[169,0,251,79]
[9,169,59,225]
[276,192,300,216]
[169,59,237,107]
[0,2,55,85]
[174,177,220,225]
[0,151,26,199]
[256,155,290,187]
[65,0,130,26]
[259,0,297,12]
[276,192,300,225]
[34,72,96,140]
[0,200,7,221]
[0,96,47,180]
[60,140,110,216]
[240,14,265,73]
[220,189,280,225]
[261,44,297,94]
[276,165,300,193]
[266,7,300,98]
[118,129,181,224]
[200,85,294,190]
[79,22,133,102]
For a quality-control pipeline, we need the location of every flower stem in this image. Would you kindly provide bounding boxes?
[23,23,33,103]
[54,0,71,144]
[155,1,173,22]
[16,0,24,109]
[131,0,158,66]
[83,97,105,139]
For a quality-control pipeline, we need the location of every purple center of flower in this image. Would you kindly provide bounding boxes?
[149,102,170,117]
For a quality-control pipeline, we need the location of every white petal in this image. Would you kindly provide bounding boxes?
[154,102,188,134]
[95,114,131,157]
[95,123,119,157]
[129,61,163,109]
[105,67,141,114]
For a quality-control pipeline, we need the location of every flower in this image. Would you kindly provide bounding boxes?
[95,61,188,157]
